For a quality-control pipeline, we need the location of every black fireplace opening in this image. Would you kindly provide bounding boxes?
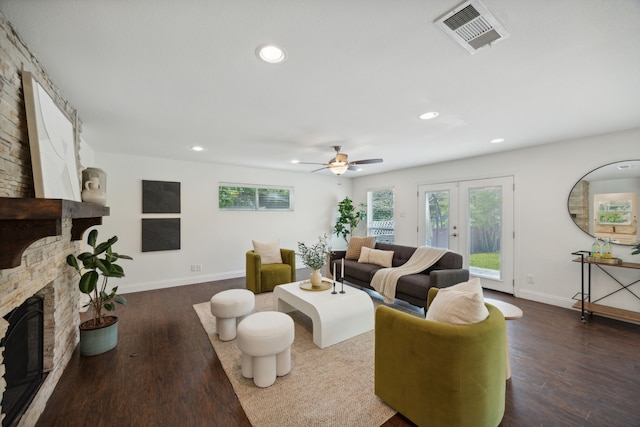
[1,295,44,427]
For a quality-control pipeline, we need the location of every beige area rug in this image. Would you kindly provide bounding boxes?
[193,291,397,427]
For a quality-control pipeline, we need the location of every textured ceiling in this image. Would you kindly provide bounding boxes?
[1,0,639,177]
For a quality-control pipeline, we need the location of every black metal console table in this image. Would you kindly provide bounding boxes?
[571,250,640,323]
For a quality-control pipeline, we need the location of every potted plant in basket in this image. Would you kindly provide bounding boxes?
[297,234,332,288]
[66,229,132,356]
[334,197,366,244]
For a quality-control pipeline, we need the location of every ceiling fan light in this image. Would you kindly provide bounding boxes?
[330,164,349,175]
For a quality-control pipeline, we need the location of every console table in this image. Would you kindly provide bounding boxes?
[571,251,640,323]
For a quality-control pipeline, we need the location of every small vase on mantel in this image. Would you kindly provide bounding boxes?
[81,178,107,206]
[310,269,323,287]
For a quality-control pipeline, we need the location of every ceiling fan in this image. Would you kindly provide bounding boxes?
[296,146,383,175]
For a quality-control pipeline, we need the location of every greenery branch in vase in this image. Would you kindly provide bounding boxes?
[66,229,132,329]
[334,197,366,244]
[297,234,332,287]
[632,242,640,256]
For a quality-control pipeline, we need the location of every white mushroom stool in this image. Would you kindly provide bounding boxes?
[210,289,255,341]
[236,311,295,387]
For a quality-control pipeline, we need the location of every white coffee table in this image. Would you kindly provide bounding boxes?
[273,280,374,348]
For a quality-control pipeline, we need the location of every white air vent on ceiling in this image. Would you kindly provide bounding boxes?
[435,0,509,54]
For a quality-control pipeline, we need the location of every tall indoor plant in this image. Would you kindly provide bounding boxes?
[66,229,132,356]
[334,197,366,244]
[297,234,332,287]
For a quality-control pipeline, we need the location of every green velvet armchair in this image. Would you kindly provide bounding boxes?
[374,288,507,427]
[246,249,296,293]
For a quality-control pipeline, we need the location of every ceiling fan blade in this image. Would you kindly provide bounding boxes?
[297,161,328,166]
[311,166,328,173]
[349,158,383,165]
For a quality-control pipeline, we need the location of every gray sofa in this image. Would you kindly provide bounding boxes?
[329,243,469,309]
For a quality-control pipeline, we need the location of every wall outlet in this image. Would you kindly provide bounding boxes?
[191,264,203,272]
[527,274,534,284]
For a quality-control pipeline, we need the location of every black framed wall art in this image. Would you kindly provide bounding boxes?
[142,180,181,213]
[141,218,181,252]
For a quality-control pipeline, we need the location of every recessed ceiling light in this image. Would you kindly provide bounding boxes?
[419,111,439,120]
[191,146,204,152]
[490,138,504,144]
[291,159,300,164]
[256,44,287,63]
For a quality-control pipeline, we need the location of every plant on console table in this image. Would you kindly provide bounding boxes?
[66,229,132,356]
[297,234,332,288]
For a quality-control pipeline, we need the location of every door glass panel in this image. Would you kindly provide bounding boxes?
[468,186,501,280]
[425,191,450,249]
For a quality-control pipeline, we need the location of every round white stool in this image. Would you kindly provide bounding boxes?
[210,289,255,341]
[236,311,295,388]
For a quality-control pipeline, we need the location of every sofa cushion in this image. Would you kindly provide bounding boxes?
[252,239,282,264]
[395,274,432,300]
[358,247,394,268]
[432,251,464,270]
[342,259,381,283]
[345,236,376,260]
[425,278,489,325]
[376,243,417,267]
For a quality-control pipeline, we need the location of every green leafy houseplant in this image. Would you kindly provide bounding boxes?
[632,242,640,256]
[297,235,332,270]
[66,229,132,329]
[334,197,366,243]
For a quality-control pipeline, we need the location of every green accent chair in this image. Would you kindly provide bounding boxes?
[246,249,296,294]
[375,288,506,427]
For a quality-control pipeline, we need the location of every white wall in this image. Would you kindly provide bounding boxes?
[94,153,352,293]
[351,128,640,312]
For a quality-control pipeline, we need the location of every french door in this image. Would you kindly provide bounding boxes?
[418,176,514,294]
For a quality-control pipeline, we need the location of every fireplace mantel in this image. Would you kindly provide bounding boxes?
[0,197,110,269]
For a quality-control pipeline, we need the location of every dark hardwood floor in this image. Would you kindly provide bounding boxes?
[35,271,640,426]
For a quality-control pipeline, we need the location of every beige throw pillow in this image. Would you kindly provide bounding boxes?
[252,239,282,264]
[425,278,489,325]
[358,246,394,268]
[345,236,376,260]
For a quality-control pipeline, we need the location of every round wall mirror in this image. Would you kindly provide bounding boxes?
[568,160,640,245]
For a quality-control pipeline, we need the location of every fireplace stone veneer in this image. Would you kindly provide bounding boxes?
[0,219,81,427]
[0,12,108,426]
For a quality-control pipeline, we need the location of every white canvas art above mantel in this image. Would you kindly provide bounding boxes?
[22,70,81,201]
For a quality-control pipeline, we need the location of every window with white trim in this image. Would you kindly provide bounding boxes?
[218,184,293,211]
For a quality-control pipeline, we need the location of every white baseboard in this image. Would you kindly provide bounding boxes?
[517,288,576,309]
[120,270,245,294]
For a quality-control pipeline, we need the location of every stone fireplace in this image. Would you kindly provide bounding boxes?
[0,220,82,426]
[0,13,108,426]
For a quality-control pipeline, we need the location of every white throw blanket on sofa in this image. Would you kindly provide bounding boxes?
[371,246,449,304]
